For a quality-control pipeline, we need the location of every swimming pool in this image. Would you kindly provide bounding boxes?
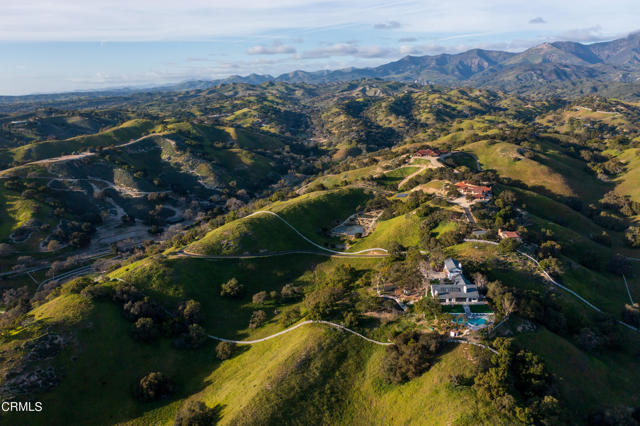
[467,317,487,326]
[451,316,488,327]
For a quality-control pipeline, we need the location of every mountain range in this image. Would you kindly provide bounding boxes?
[201,31,640,95]
[3,31,640,104]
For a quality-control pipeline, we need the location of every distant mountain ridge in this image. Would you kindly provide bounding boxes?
[212,31,640,93]
[3,31,640,101]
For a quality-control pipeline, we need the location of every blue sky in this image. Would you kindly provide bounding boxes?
[2,0,639,95]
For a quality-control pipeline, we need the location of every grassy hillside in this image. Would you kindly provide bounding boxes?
[464,140,578,198]
[349,213,422,251]
[517,328,640,414]
[187,188,371,255]
[7,119,154,165]
[614,148,640,205]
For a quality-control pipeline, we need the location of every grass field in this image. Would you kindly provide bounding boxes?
[304,166,378,190]
[349,212,422,251]
[188,188,372,255]
[463,140,577,198]
[376,166,420,188]
[505,185,604,237]
[0,186,53,242]
[517,328,640,416]
[614,148,640,204]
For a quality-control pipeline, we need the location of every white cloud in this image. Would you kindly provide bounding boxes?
[374,21,401,30]
[529,17,546,24]
[555,25,609,42]
[300,42,401,59]
[1,0,639,41]
[247,41,296,55]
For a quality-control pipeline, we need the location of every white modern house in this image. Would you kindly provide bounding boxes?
[431,257,480,304]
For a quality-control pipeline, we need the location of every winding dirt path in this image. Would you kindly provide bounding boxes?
[463,238,640,333]
[0,132,164,176]
[240,210,389,256]
[398,165,428,189]
[208,320,393,345]
[207,320,499,355]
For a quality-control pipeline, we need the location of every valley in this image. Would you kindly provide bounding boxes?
[2,80,640,425]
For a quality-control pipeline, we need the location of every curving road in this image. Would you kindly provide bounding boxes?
[181,210,389,258]
[463,238,639,333]
[179,249,387,259]
[245,210,388,255]
[207,320,393,346]
[207,319,499,354]
[0,132,165,176]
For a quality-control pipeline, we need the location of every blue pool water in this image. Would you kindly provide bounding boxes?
[451,316,488,327]
[467,317,487,326]
[395,193,408,198]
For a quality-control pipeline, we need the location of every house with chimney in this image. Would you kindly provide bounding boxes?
[430,257,480,304]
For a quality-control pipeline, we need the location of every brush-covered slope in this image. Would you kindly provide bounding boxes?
[6,119,155,167]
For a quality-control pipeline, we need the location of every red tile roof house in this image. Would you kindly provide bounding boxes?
[412,147,448,158]
[455,181,491,199]
[498,229,521,240]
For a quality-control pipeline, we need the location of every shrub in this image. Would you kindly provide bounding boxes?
[498,238,521,254]
[249,310,267,329]
[123,297,164,321]
[80,284,113,301]
[281,283,302,300]
[113,283,143,304]
[174,400,220,426]
[220,278,244,298]
[178,299,202,324]
[61,277,94,295]
[135,372,174,402]
[280,307,301,326]
[382,331,444,384]
[304,286,344,319]
[215,341,235,360]
[252,291,268,305]
[174,324,208,349]
[624,226,640,248]
[132,317,157,342]
[342,311,358,328]
[539,257,563,278]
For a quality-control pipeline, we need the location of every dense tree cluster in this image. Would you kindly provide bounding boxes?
[624,226,640,248]
[135,372,174,402]
[220,278,244,298]
[215,342,236,360]
[382,331,444,384]
[474,338,564,424]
